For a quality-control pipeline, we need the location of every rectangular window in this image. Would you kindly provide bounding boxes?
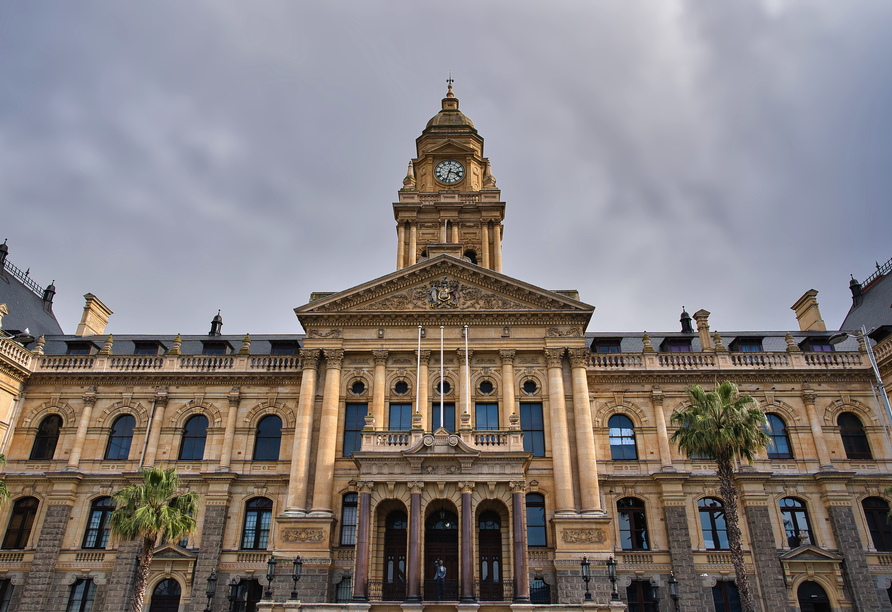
[343,404,368,457]
[593,340,622,353]
[389,403,412,431]
[340,493,359,546]
[809,342,833,352]
[432,403,456,432]
[133,342,159,355]
[0,579,12,612]
[520,403,545,457]
[270,342,297,355]
[66,343,92,356]
[669,343,691,352]
[475,403,499,430]
[202,342,227,355]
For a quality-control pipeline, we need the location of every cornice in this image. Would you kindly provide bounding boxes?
[299,312,590,328]
[27,373,301,386]
[0,360,30,383]
[586,371,874,386]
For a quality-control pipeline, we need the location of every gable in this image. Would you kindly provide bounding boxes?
[421,139,478,156]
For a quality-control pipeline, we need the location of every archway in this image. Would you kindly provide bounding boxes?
[148,579,181,612]
[424,507,459,600]
[383,510,408,601]
[797,581,831,612]
[478,510,503,601]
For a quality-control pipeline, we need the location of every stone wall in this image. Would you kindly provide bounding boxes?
[189,505,228,612]
[664,506,711,612]
[100,538,141,612]
[744,504,792,612]
[18,504,72,611]
[827,506,882,612]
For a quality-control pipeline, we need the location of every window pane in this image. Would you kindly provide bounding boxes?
[389,404,412,430]
[476,403,499,430]
[432,403,455,432]
[343,405,368,457]
[520,403,545,457]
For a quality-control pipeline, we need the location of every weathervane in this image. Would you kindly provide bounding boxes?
[446,71,454,97]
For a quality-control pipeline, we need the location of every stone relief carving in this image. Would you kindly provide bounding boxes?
[357,278,533,311]
[308,329,342,339]
[547,327,582,337]
[561,529,606,544]
[281,528,326,543]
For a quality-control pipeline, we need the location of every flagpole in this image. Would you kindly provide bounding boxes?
[416,326,422,414]
[464,325,470,415]
[440,325,445,429]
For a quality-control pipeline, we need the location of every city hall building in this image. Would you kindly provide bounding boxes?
[1,85,891,612]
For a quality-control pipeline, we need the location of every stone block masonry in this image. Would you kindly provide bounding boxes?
[664,506,712,612]
[827,505,882,612]
[18,504,72,612]
[99,538,142,612]
[744,504,793,612]
[189,505,228,612]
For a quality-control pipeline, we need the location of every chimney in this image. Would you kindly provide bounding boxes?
[693,309,714,351]
[75,293,113,336]
[791,289,826,332]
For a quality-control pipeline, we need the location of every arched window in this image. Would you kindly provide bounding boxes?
[764,414,792,459]
[179,415,209,461]
[66,579,97,612]
[82,497,115,549]
[478,510,502,601]
[838,413,872,459]
[149,579,181,612]
[608,414,637,460]
[526,493,547,547]
[2,497,38,549]
[617,497,649,550]
[862,497,892,551]
[779,498,812,547]
[530,578,551,605]
[105,414,135,460]
[797,581,830,612]
[712,582,742,612]
[464,250,478,265]
[340,493,358,546]
[383,510,408,600]
[241,497,273,550]
[253,415,282,461]
[30,414,62,460]
[699,498,728,550]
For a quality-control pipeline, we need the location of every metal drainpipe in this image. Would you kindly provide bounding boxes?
[138,397,158,469]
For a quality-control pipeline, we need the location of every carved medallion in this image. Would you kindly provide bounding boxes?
[561,529,606,544]
[281,528,325,543]
[429,277,461,308]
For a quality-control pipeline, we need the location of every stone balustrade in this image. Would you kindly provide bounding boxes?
[586,351,866,372]
[0,336,32,369]
[360,428,525,453]
[31,353,304,374]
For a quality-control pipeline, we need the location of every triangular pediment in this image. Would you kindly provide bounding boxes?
[780,545,843,563]
[421,139,477,156]
[295,255,594,320]
[151,542,196,559]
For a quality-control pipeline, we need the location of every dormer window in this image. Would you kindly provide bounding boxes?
[270,341,298,356]
[65,342,95,356]
[660,339,692,353]
[592,339,622,354]
[202,341,229,356]
[800,338,833,352]
[134,341,164,355]
[730,338,763,352]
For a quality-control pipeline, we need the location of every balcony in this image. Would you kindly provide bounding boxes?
[0,336,33,370]
[360,428,526,453]
[586,351,866,372]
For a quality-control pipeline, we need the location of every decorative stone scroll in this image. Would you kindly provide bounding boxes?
[561,529,606,544]
[281,528,326,543]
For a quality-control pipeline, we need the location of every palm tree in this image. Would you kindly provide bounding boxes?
[670,381,769,612]
[109,466,199,612]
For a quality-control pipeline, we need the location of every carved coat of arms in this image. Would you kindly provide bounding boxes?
[429,277,460,309]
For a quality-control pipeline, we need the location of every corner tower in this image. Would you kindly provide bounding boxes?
[394,82,505,272]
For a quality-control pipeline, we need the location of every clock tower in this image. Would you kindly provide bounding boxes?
[393,82,506,272]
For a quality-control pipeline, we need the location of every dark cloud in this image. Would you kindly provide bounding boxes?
[2,0,890,335]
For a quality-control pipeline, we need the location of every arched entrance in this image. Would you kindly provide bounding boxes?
[148,579,181,612]
[383,510,408,600]
[478,510,503,601]
[424,508,459,600]
[798,581,831,612]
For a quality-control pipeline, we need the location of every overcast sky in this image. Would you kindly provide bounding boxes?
[2,1,891,337]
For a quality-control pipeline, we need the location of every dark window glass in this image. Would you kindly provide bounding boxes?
[479,380,494,394]
[594,341,621,353]
[30,414,62,460]
[66,343,91,355]
[394,381,409,395]
[520,403,545,457]
[437,380,451,395]
[343,404,368,456]
[779,498,812,547]
[242,498,273,549]
[699,498,729,550]
[608,414,637,460]
[67,579,96,612]
[202,343,226,355]
[233,579,264,612]
[809,342,833,352]
[530,579,551,604]
[863,497,892,551]
[340,493,358,546]
[522,380,538,394]
[526,493,547,547]
[351,381,366,395]
[389,404,412,431]
[738,342,762,352]
[105,415,135,460]
[476,403,499,431]
[0,579,12,612]
[270,343,295,355]
[617,497,649,550]
[764,414,793,459]
[82,497,114,549]
[431,403,455,432]
[669,343,691,353]
[2,497,38,549]
[253,415,282,461]
[179,415,209,461]
[627,580,656,612]
[713,582,741,612]
[133,342,158,355]
[838,413,872,459]
[334,577,353,603]
[388,511,408,530]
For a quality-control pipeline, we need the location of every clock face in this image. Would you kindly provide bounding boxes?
[435,160,465,184]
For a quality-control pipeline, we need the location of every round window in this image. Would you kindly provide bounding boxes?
[522,380,538,394]
[394,381,409,395]
[351,381,366,395]
[479,380,494,394]
[437,380,452,395]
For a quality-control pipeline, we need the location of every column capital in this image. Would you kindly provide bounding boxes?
[801,387,817,405]
[324,349,344,369]
[356,481,375,493]
[509,481,526,493]
[651,385,664,406]
[82,391,97,407]
[228,385,241,406]
[372,349,389,365]
[300,349,321,370]
[567,347,588,368]
[499,349,516,364]
[544,348,565,368]
[415,349,431,364]
[457,481,476,494]
[456,348,473,360]
[407,482,425,493]
[153,391,169,408]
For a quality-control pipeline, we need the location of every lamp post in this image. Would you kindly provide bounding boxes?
[265,555,277,600]
[650,578,660,612]
[668,573,679,612]
[291,555,303,600]
[228,577,240,612]
[607,556,620,602]
[204,570,217,612]
[580,556,592,602]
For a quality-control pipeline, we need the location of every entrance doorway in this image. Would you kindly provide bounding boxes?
[383,510,408,601]
[478,511,503,601]
[424,509,459,600]
[148,579,181,612]
[234,579,264,612]
[798,581,831,612]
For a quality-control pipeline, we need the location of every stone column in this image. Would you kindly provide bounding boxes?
[286,350,320,513]
[802,385,832,468]
[310,349,344,515]
[397,222,406,269]
[493,223,502,273]
[545,348,575,514]
[371,350,388,429]
[218,386,241,471]
[481,221,490,269]
[457,348,473,424]
[568,349,600,512]
[459,482,476,602]
[510,481,530,602]
[18,503,74,611]
[408,222,417,266]
[441,221,447,243]
[451,221,459,244]
[652,386,674,470]
[499,350,516,429]
[100,539,141,612]
[416,350,430,431]
[825,497,882,612]
[741,501,793,612]
[662,503,711,612]
[353,482,373,601]
[67,390,96,470]
[406,482,424,602]
[141,391,169,467]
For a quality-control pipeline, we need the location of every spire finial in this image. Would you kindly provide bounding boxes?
[446,71,454,98]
